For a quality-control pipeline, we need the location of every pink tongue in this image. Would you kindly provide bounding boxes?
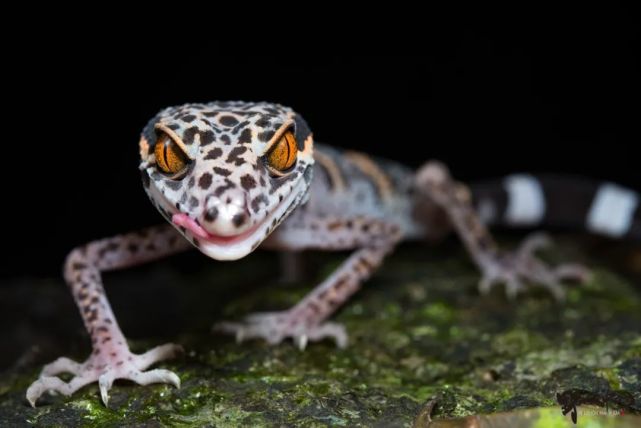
[172,213,211,239]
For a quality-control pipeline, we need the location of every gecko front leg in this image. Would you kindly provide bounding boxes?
[27,225,191,407]
[415,161,589,300]
[215,216,402,349]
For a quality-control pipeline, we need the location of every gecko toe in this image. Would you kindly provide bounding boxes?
[26,375,94,407]
[554,263,591,283]
[136,343,184,371]
[295,334,308,351]
[517,232,553,257]
[130,368,181,388]
[214,312,349,349]
[477,233,588,301]
[27,342,182,407]
[41,357,83,377]
[98,370,115,406]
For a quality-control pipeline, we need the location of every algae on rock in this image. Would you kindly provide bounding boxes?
[1,237,640,426]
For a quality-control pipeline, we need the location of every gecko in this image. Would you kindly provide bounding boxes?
[27,101,641,406]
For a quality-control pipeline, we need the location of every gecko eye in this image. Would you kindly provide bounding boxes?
[265,130,297,176]
[154,132,190,178]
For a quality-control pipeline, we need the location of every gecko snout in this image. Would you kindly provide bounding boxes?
[202,190,251,236]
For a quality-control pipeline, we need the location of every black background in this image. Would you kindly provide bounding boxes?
[3,23,639,279]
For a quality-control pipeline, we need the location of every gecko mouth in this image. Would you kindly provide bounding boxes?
[171,212,264,245]
[167,177,307,260]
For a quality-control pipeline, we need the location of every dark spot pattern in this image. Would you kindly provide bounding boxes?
[214,179,235,197]
[200,130,215,146]
[240,174,256,190]
[269,170,300,193]
[205,148,223,160]
[294,114,312,150]
[213,166,232,177]
[226,146,247,166]
[97,242,120,258]
[165,180,183,191]
[183,127,199,145]
[219,115,239,126]
[258,130,275,142]
[255,117,271,128]
[251,194,268,212]
[238,129,251,145]
[199,173,213,189]
[71,262,87,271]
[231,120,250,135]
[141,170,150,188]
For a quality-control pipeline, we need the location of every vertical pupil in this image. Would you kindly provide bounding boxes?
[283,135,291,167]
[155,134,187,174]
[163,141,169,167]
[266,131,297,174]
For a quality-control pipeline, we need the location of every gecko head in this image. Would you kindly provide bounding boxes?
[138,101,315,260]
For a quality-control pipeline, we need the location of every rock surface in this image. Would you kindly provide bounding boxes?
[1,237,640,426]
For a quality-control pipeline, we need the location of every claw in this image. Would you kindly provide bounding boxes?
[215,312,349,349]
[98,371,114,406]
[479,276,493,295]
[518,232,552,257]
[27,342,182,407]
[136,344,184,371]
[26,375,94,407]
[504,277,524,300]
[548,281,566,302]
[42,356,83,377]
[235,328,245,344]
[131,368,181,388]
[555,264,591,283]
[477,233,589,301]
[296,335,308,351]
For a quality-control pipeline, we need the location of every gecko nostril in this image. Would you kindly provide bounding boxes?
[204,206,219,222]
[232,212,247,227]
[201,189,252,234]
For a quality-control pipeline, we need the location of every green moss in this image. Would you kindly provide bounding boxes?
[1,238,640,426]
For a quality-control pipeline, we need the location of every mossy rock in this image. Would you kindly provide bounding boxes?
[1,237,640,426]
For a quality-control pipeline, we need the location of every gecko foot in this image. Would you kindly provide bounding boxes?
[214,311,348,350]
[479,233,591,301]
[26,343,183,407]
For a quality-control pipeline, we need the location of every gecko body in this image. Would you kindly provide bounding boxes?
[27,101,640,406]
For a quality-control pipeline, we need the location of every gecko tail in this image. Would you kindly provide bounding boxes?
[470,174,641,241]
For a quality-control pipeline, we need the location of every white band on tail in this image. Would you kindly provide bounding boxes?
[587,183,638,237]
[503,175,545,225]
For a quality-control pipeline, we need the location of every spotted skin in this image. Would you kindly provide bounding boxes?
[28,101,607,406]
[26,225,189,406]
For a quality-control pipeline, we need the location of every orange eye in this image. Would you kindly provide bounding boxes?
[266,130,297,175]
[154,133,190,177]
